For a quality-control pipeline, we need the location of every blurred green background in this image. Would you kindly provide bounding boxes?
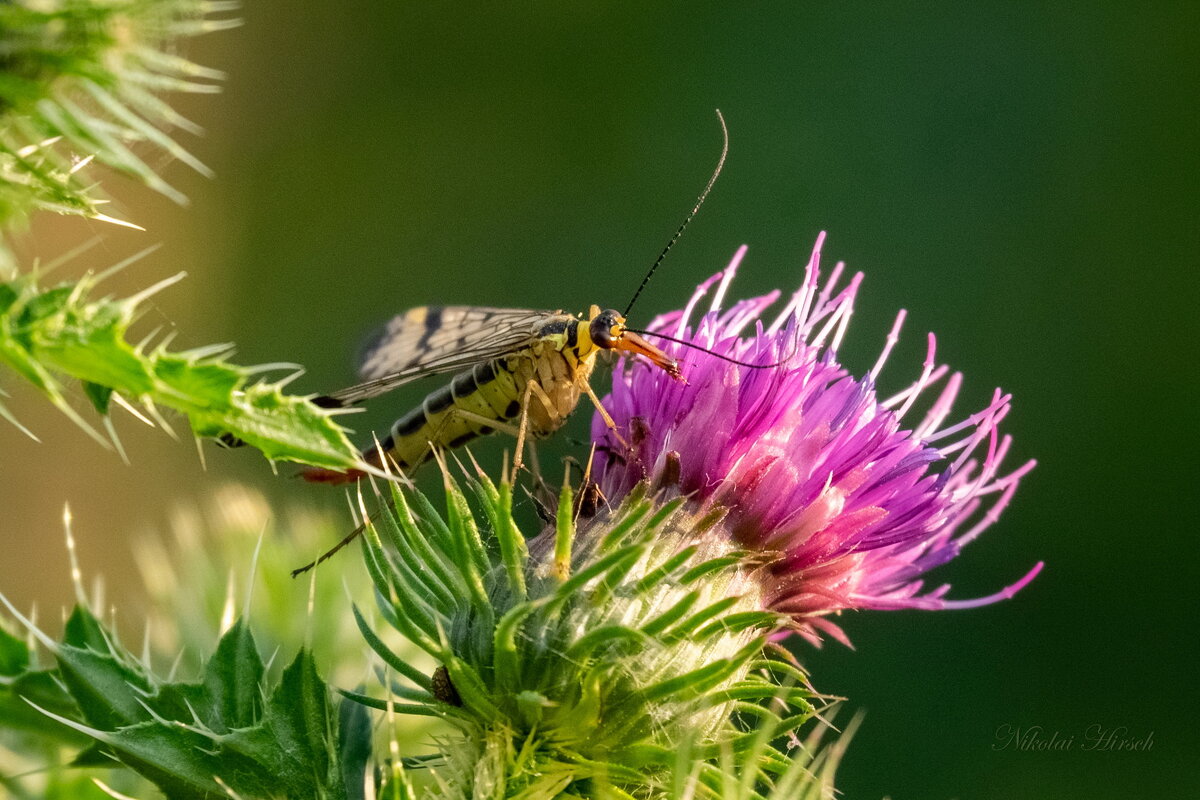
[4,3,1196,797]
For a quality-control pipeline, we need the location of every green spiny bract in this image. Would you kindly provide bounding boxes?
[0,0,239,258]
[0,260,371,471]
[351,470,818,799]
[0,601,368,800]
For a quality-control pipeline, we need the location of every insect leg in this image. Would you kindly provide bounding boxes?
[446,407,522,438]
[512,379,535,476]
[575,442,608,520]
[527,380,563,427]
[522,379,568,472]
[581,378,629,449]
[292,518,368,577]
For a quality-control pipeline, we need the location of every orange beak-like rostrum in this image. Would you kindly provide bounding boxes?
[615,330,685,383]
[588,306,686,383]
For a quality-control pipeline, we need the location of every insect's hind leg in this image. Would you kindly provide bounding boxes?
[445,408,522,439]
[512,380,536,477]
[391,405,524,478]
[292,518,368,577]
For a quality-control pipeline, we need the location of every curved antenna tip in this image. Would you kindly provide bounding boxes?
[623,112,730,319]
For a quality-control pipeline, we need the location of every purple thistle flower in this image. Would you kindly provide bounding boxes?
[592,234,1042,645]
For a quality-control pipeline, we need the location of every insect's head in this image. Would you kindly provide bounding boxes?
[588,306,684,382]
[588,307,625,349]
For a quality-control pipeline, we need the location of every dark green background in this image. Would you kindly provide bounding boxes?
[5,3,1196,797]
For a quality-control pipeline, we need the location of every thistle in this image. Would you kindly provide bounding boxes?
[1,474,844,800]
[592,235,1042,644]
[0,498,379,800]
[0,0,239,256]
[349,466,822,799]
[0,254,370,472]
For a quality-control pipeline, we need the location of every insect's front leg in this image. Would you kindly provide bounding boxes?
[581,378,629,450]
[512,378,567,477]
[574,442,609,520]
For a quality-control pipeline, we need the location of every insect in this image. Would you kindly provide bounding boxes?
[299,304,682,483]
[299,111,731,486]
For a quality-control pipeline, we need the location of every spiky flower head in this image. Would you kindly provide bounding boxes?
[593,234,1042,645]
[347,469,820,798]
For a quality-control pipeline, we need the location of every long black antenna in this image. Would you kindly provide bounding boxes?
[626,327,797,370]
[623,109,729,318]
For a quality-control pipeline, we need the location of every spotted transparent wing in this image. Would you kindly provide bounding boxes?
[318,306,559,407]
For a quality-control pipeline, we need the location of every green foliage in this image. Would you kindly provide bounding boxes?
[0,619,87,752]
[0,601,368,799]
[0,0,239,262]
[0,258,373,471]
[664,712,857,800]
[133,484,412,683]
[0,1,333,474]
[349,471,822,799]
[0,477,852,800]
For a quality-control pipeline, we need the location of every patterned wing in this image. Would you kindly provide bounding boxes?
[317,306,559,407]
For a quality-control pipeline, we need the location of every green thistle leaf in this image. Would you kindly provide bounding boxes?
[0,619,87,747]
[0,263,369,470]
[0,620,30,675]
[2,602,358,799]
[221,650,348,800]
[0,0,239,252]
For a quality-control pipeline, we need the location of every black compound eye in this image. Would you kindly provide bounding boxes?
[590,309,623,349]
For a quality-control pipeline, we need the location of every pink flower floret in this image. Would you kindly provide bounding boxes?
[592,234,1043,644]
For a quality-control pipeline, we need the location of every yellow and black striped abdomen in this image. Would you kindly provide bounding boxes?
[380,358,521,470]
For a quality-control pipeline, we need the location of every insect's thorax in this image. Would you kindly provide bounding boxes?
[508,315,600,433]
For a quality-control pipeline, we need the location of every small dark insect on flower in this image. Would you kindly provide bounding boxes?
[431,665,462,707]
[592,236,1043,644]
